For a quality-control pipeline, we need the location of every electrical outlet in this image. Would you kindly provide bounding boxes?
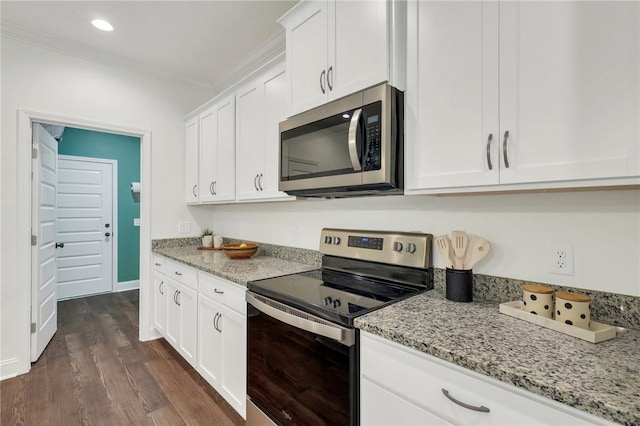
[551,244,574,275]
[178,221,191,234]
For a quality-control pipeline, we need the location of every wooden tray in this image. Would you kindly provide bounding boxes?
[197,246,222,251]
[499,301,625,344]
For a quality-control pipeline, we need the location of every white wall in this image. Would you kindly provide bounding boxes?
[202,189,640,297]
[1,38,207,379]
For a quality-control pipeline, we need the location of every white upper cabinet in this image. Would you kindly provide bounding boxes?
[406,0,640,194]
[199,95,236,203]
[279,0,404,117]
[236,57,292,202]
[184,116,199,203]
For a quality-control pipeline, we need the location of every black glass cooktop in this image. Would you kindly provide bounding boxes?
[248,257,432,327]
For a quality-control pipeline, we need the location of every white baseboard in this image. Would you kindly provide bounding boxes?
[114,280,139,292]
[0,358,24,381]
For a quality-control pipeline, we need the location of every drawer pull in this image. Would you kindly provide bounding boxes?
[442,388,490,413]
[174,271,182,276]
[155,262,161,267]
[214,289,224,294]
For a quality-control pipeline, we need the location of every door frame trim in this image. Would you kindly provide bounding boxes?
[17,109,152,377]
[57,154,119,296]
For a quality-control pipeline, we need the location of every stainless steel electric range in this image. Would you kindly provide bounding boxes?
[246,228,433,426]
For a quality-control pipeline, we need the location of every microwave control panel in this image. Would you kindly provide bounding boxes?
[363,102,382,171]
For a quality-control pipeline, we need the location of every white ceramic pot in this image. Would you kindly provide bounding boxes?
[213,235,223,248]
[522,284,554,319]
[202,235,213,247]
[555,291,591,329]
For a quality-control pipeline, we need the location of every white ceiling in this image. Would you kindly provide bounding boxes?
[1,1,297,94]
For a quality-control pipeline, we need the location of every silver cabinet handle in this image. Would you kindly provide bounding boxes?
[213,181,217,195]
[442,389,490,413]
[173,290,179,305]
[175,290,181,306]
[215,312,222,333]
[258,174,263,191]
[503,130,510,168]
[209,181,215,195]
[159,281,164,295]
[347,108,363,172]
[320,69,326,94]
[155,262,161,267]
[214,289,224,294]
[213,313,219,331]
[486,133,493,170]
[253,174,259,191]
[327,66,333,91]
[174,271,182,276]
[192,184,197,197]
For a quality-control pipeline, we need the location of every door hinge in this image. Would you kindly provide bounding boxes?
[32,147,38,159]
[31,235,37,246]
[31,323,36,334]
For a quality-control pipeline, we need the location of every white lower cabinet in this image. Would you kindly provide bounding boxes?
[197,272,247,419]
[152,271,166,335]
[360,331,614,426]
[165,277,198,368]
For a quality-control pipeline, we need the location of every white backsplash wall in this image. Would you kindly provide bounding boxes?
[193,189,640,297]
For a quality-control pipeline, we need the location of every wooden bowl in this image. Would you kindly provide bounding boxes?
[221,243,258,259]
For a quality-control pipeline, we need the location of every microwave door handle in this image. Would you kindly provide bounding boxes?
[347,108,363,172]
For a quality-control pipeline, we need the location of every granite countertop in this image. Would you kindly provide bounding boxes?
[153,246,317,286]
[355,291,640,425]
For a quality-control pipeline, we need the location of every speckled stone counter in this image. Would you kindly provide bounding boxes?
[152,244,318,286]
[355,291,640,425]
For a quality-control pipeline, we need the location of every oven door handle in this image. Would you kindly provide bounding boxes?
[247,292,355,347]
[347,108,363,172]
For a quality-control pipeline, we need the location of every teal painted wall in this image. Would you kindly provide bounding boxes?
[58,127,141,283]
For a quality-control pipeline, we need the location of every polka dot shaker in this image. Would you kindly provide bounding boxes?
[555,291,591,329]
[522,284,554,319]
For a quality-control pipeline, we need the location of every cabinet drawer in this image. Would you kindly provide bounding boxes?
[199,272,246,314]
[361,332,610,425]
[152,255,166,274]
[164,258,198,290]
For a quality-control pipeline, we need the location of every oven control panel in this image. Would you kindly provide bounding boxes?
[320,228,433,269]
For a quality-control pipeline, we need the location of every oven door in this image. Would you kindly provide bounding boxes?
[246,292,358,426]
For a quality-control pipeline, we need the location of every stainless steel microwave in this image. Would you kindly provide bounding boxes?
[278,84,403,198]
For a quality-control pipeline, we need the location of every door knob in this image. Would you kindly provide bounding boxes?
[105,232,111,237]
[55,242,64,249]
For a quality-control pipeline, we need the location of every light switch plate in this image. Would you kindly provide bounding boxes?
[133,218,141,227]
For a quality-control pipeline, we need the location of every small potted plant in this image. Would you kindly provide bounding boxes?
[201,228,213,248]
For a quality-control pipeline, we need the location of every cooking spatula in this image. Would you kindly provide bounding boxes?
[435,235,454,268]
[463,236,491,269]
[451,230,468,269]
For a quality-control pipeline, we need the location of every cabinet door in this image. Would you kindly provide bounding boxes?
[405,0,499,192]
[213,96,236,202]
[236,80,265,200]
[153,271,166,336]
[199,105,217,203]
[164,278,180,349]
[261,62,292,200]
[200,96,236,203]
[284,0,329,115]
[361,378,452,426]
[499,1,640,184]
[220,306,247,418]
[198,294,223,388]
[331,0,389,100]
[185,116,199,203]
[177,285,198,367]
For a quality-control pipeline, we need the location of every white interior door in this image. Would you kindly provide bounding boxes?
[31,123,58,362]
[56,155,115,300]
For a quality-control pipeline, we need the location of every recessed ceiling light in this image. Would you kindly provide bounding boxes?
[91,19,113,32]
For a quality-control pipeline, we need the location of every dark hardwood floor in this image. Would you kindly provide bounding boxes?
[1,291,244,426]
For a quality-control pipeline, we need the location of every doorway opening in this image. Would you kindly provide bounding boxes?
[22,110,152,367]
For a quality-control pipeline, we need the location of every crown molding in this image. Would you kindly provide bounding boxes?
[1,20,286,94]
